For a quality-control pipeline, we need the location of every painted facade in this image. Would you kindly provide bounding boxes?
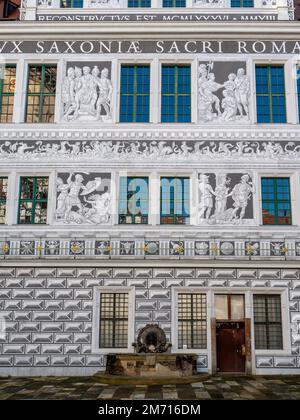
[0,0,300,375]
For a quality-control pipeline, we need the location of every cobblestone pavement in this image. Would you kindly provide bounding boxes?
[0,375,300,400]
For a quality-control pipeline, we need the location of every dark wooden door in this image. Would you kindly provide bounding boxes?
[216,322,246,373]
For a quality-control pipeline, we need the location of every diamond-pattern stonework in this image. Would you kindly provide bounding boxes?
[0,266,299,375]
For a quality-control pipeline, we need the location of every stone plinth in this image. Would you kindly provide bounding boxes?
[106,353,198,377]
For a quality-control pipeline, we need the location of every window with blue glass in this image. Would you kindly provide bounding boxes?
[128,0,151,6]
[231,0,253,7]
[255,65,286,123]
[61,0,83,7]
[160,177,190,224]
[261,178,291,225]
[297,66,300,122]
[161,65,191,123]
[163,0,186,6]
[119,177,149,224]
[120,65,150,123]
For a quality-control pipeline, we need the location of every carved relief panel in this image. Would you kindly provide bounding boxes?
[197,172,254,225]
[198,61,250,124]
[61,62,113,123]
[55,172,111,225]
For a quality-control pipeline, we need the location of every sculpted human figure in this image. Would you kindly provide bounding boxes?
[221,90,238,122]
[199,72,223,122]
[63,65,112,121]
[65,173,89,220]
[228,174,253,221]
[234,68,250,117]
[198,174,215,220]
[83,192,111,224]
[213,174,231,218]
[55,177,70,220]
[95,67,113,119]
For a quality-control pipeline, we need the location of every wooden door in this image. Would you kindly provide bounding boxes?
[216,322,246,373]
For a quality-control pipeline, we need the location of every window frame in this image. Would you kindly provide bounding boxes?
[260,176,292,226]
[231,0,254,6]
[0,176,8,225]
[160,176,190,225]
[177,292,207,350]
[128,0,151,6]
[0,64,16,123]
[118,176,149,225]
[162,0,186,6]
[119,64,151,123]
[17,176,49,225]
[92,287,135,354]
[253,294,283,351]
[255,64,287,124]
[161,64,191,123]
[251,289,290,358]
[25,64,57,124]
[60,0,84,7]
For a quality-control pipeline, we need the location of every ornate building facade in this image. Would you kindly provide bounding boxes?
[0,0,300,376]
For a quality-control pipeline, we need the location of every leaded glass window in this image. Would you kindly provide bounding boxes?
[18,177,48,224]
[99,293,129,348]
[0,177,8,224]
[253,294,283,350]
[119,177,149,224]
[120,65,150,123]
[255,65,286,123]
[26,65,57,123]
[161,65,191,123]
[160,177,190,224]
[261,177,291,225]
[178,293,207,349]
[0,65,16,123]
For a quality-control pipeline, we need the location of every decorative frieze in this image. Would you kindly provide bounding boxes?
[2,138,300,163]
[0,238,298,259]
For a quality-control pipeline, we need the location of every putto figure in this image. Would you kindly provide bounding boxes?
[62,65,113,122]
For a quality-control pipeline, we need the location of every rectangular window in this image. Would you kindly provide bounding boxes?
[215,295,245,320]
[231,0,253,6]
[18,177,48,224]
[178,293,207,349]
[261,177,291,225]
[0,65,16,123]
[61,0,83,7]
[160,177,189,224]
[0,177,8,224]
[253,294,283,350]
[99,293,129,348]
[161,65,191,123]
[119,177,149,224]
[120,65,150,123]
[163,0,186,6]
[26,65,57,123]
[128,0,151,6]
[255,65,286,123]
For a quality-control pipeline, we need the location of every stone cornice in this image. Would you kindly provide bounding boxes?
[1,126,300,141]
[1,21,300,38]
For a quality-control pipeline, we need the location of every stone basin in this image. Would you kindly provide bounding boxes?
[106,353,198,377]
